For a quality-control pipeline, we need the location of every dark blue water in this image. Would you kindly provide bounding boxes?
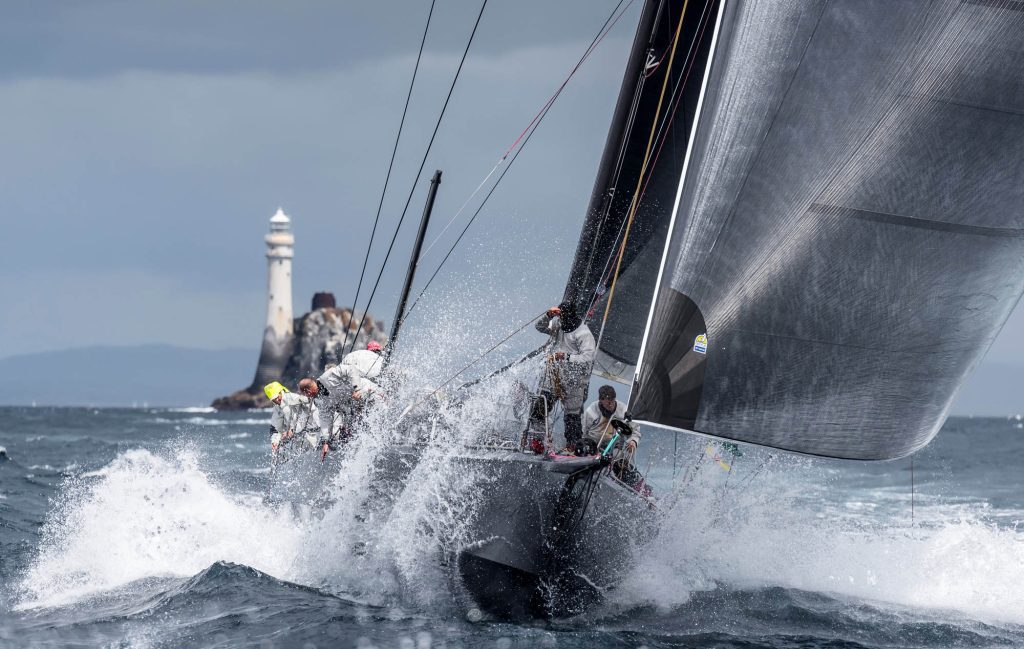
[2,406,1024,648]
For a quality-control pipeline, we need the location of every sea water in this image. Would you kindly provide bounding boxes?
[2,403,1024,648]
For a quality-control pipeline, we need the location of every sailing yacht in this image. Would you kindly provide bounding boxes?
[432,0,1024,620]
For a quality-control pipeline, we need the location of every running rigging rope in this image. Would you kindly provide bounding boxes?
[346,0,489,356]
[400,0,637,323]
[347,0,437,349]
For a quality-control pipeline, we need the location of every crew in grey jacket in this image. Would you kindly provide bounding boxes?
[298,363,379,459]
[532,301,596,452]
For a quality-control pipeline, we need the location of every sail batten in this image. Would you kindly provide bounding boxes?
[628,0,1024,460]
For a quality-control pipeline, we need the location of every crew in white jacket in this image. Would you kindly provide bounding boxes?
[532,301,596,452]
[341,340,384,380]
[264,381,320,452]
[582,384,640,454]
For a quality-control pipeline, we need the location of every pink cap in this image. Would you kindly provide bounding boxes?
[367,340,383,352]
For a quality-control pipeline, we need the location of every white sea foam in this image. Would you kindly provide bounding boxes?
[614,454,1024,626]
[167,407,217,414]
[17,448,305,610]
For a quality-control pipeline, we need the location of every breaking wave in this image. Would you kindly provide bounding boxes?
[17,448,303,610]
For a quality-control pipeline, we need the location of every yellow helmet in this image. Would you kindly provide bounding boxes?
[263,381,288,401]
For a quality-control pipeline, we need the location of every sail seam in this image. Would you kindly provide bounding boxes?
[808,203,1024,238]
[723,327,979,355]
[905,93,1024,118]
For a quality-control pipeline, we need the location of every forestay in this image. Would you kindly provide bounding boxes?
[630,0,1024,460]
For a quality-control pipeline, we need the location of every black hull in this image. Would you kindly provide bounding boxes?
[452,452,657,619]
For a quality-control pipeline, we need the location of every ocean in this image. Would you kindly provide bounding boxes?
[2,405,1024,648]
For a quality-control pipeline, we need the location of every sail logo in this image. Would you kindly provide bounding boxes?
[693,333,708,354]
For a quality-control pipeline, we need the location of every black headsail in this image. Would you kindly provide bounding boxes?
[562,0,719,385]
[630,0,1024,460]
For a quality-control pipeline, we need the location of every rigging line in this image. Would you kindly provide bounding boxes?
[418,0,636,260]
[399,311,547,417]
[349,0,436,337]
[911,455,915,529]
[598,0,692,339]
[457,344,547,390]
[402,0,637,323]
[346,0,489,356]
[401,113,537,322]
[587,0,712,325]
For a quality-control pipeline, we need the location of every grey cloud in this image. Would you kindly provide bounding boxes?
[0,1,638,80]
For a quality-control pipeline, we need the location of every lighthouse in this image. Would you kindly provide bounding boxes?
[252,208,295,387]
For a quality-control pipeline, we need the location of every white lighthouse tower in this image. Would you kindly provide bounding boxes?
[252,208,296,387]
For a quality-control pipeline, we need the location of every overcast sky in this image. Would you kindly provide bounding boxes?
[1,1,1022,405]
[0,0,647,360]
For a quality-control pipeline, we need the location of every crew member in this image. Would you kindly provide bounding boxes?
[264,381,320,453]
[298,363,379,459]
[583,384,649,493]
[581,384,640,455]
[531,301,596,453]
[341,340,384,380]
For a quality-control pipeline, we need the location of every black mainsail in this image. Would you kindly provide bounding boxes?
[629,0,1024,460]
[562,0,719,385]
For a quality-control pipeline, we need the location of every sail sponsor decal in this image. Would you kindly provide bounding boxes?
[693,333,708,354]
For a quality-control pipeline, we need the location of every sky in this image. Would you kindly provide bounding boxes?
[0,1,1021,412]
[0,0,642,357]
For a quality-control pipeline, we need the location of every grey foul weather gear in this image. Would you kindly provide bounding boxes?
[532,304,596,451]
[534,309,596,413]
[313,363,379,444]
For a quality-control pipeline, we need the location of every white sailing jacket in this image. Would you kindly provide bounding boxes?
[270,392,321,447]
[341,349,383,380]
[582,399,641,448]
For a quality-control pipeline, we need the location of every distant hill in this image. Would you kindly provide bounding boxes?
[0,345,254,407]
[950,361,1023,416]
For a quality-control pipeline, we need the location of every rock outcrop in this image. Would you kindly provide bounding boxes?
[211,293,387,411]
[281,306,386,382]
